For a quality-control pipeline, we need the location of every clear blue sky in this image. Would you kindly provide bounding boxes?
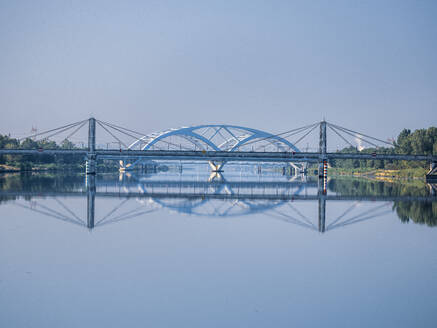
[1,0,436,140]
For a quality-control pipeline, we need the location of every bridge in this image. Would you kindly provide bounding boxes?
[1,118,436,180]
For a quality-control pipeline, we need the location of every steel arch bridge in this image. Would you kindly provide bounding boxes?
[127,124,301,152]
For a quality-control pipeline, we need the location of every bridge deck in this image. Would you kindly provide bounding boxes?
[0,149,436,162]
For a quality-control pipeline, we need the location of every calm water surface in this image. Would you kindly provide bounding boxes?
[1,165,436,328]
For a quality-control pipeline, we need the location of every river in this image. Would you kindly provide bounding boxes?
[1,164,436,327]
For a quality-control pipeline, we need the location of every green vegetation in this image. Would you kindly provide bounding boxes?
[329,126,437,177]
[0,135,118,172]
[0,135,84,171]
[328,167,428,179]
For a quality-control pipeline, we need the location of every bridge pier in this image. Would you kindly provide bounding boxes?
[86,117,97,175]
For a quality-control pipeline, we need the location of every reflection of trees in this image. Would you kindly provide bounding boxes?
[394,201,437,227]
[0,172,84,193]
[0,194,17,204]
[328,178,430,197]
[329,178,436,226]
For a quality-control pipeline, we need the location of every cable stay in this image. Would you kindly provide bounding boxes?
[54,198,85,225]
[96,121,129,149]
[12,117,399,156]
[287,203,317,229]
[326,201,359,230]
[96,120,195,151]
[329,124,379,149]
[268,208,318,231]
[19,119,88,142]
[96,207,157,227]
[60,121,88,147]
[291,123,319,147]
[327,125,356,149]
[245,122,320,150]
[329,210,393,230]
[15,202,86,227]
[328,122,394,147]
[327,203,391,231]
[95,198,130,225]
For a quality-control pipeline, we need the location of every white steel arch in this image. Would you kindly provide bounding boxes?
[128,125,300,152]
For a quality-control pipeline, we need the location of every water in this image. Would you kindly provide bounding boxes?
[1,165,436,328]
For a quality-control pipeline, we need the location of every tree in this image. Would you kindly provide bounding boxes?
[60,139,75,149]
[20,138,38,149]
[396,129,412,154]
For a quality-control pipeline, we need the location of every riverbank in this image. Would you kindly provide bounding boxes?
[0,164,20,173]
[328,167,428,181]
[0,163,84,173]
[0,162,120,173]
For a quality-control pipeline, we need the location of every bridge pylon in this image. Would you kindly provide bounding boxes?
[86,117,97,175]
[318,121,328,185]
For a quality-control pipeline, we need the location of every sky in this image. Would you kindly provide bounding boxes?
[0,0,436,143]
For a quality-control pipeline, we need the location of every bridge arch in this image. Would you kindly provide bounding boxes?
[128,125,300,152]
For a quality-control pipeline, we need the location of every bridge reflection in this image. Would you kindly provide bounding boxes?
[1,171,436,232]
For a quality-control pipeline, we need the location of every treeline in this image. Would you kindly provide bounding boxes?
[330,126,437,169]
[0,135,83,170]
